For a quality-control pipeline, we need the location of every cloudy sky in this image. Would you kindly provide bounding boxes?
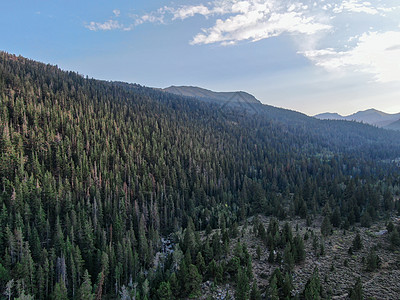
[2,0,400,115]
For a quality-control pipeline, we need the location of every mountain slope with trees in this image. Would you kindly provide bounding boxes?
[1,52,400,299]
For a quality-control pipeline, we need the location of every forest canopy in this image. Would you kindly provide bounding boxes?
[0,52,400,299]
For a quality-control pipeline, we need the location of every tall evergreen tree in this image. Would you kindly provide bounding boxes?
[185,264,202,298]
[303,268,322,300]
[157,281,173,300]
[235,267,250,300]
[249,281,261,300]
[352,232,363,251]
[78,270,94,300]
[52,282,68,300]
[321,216,332,237]
[349,278,363,300]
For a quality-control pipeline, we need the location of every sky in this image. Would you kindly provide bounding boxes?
[1,0,400,116]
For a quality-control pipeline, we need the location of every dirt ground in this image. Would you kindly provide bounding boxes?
[200,216,400,299]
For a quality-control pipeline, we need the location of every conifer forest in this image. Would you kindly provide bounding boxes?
[1,52,400,299]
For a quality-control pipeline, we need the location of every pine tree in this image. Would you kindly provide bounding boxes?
[360,212,372,228]
[52,282,68,300]
[4,279,14,300]
[268,248,275,263]
[249,281,261,300]
[281,222,293,245]
[258,223,267,242]
[269,274,279,300]
[293,234,305,263]
[349,277,363,300]
[0,263,10,291]
[216,264,224,284]
[205,224,212,235]
[235,267,250,300]
[142,279,150,298]
[185,264,202,298]
[352,233,363,251]
[366,249,381,272]
[320,241,325,257]
[157,281,173,300]
[303,268,322,300]
[283,272,293,298]
[283,243,295,272]
[138,214,149,266]
[169,273,180,296]
[15,291,34,300]
[321,216,332,237]
[246,256,253,281]
[196,252,206,275]
[78,270,94,300]
[331,208,341,228]
[183,219,196,258]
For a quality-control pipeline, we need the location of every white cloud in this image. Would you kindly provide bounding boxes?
[86,20,124,31]
[191,11,331,45]
[332,0,400,16]
[172,5,211,20]
[302,31,400,83]
[113,9,121,17]
[333,0,379,15]
[133,7,171,26]
[187,0,331,45]
[135,14,163,25]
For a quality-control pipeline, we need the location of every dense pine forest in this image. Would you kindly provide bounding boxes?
[1,52,400,299]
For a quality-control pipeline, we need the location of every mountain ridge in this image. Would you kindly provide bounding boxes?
[165,85,400,132]
[315,109,400,130]
[163,85,261,106]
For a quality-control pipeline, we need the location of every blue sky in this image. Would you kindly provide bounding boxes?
[1,0,400,115]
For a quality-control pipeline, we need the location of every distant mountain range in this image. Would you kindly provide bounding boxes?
[315,109,400,131]
[163,86,261,110]
[385,119,400,131]
[162,85,313,124]
[164,86,400,132]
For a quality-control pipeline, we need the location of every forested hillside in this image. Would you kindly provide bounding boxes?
[1,52,400,299]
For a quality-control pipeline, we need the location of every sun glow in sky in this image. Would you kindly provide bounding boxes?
[2,0,400,115]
